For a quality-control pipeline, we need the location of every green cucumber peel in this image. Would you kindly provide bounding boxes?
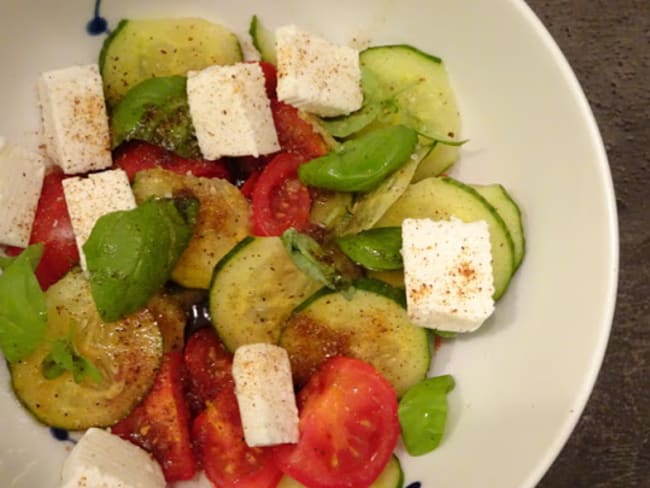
[83,197,197,322]
[336,227,403,271]
[0,244,47,362]
[398,374,455,455]
[298,125,419,192]
[110,75,201,159]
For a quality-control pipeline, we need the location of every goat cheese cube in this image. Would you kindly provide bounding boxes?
[232,343,299,447]
[402,217,495,333]
[60,427,165,488]
[275,25,362,117]
[62,169,136,271]
[38,64,112,175]
[0,138,45,247]
[187,63,280,160]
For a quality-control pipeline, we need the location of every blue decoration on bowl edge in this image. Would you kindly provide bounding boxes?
[50,427,75,443]
[86,0,108,35]
[406,482,422,488]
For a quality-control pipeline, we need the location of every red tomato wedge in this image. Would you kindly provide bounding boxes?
[111,351,196,482]
[5,167,79,290]
[251,152,311,236]
[192,388,283,488]
[257,61,278,99]
[183,327,235,417]
[272,357,400,488]
[113,140,231,181]
[271,99,329,161]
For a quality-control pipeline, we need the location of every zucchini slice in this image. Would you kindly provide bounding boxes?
[277,454,404,488]
[376,176,515,300]
[132,168,251,290]
[359,45,461,180]
[10,269,163,430]
[279,278,430,397]
[209,236,322,352]
[100,18,243,107]
[472,183,526,270]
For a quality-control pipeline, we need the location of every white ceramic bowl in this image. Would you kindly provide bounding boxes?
[0,1,618,487]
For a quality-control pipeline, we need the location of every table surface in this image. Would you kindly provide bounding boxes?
[524,1,649,487]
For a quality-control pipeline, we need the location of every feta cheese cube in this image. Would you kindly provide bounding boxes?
[402,217,495,333]
[187,62,280,160]
[38,64,112,175]
[60,427,165,488]
[62,169,136,271]
[232,343,299,447]
[0,138,45,247]
[275,25,362,117]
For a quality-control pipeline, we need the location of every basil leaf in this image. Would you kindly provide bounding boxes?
[398,374,455,456]
[336,227,403,271]
[42,337,103,384]
[83,198,195,322]
[110,75,201,159]
[0,244,47,362]
[281,228,343,290]
[298,125,418,193]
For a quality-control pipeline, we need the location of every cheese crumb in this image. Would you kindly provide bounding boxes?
[0,139,45,247]
[402,217,495,332]
[275,24,363,117]
[232,343,299,447]
[38,64,112,175]
[62,169,136,271]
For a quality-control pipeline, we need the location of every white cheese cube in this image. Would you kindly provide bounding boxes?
[402,217,495,333]
[0,138,45,247]
[60,427,165,488]
[232,343,299,447]
[62,169,136,271]
[275,25,362,117]
[38,64,112,175]
[187,62,280,160]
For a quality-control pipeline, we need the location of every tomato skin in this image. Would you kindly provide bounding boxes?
[272,357,400,488]
[183,327,235,417]
[192,388,283,488]
[111,351,197,482]
[113,140,231,181]
[271,99,329,161]
[251,152,312,236]
[257,61,278,99]
[5,168,79,290]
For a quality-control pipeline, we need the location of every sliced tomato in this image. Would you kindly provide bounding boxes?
[257,61,278,99]
[5,167,79,290]
[192,387,283,488]
[183,327,235,417]
[111,351,196,482]
[240,170,261,199]
[250,152,311,236]
[272,357,399,488]
[271,99,329,161]
[113,140,231,181]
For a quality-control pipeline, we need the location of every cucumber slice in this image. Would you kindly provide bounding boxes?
[359,45,461,179]
[280,278,431,397]
[376,176,515,300]
[276,454,404,488]
[249,15,277,64]
[9,269,163,430]
[100,18,243,107]
[472,183,526,270]
[132,168,251,290]
[209,236,322,352]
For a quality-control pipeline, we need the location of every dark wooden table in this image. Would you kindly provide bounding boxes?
[525,1,649,486]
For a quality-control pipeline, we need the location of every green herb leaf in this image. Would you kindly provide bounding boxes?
[42,337,103,384]
[398,374,455,456]
[83,198,196,322]
[298,125,419,193]
[0,244,47,362]
[281,228,344,290]
[336,227,403,271]
[110,75,201,159]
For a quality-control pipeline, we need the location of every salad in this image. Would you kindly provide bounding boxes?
[0,13,525,488]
